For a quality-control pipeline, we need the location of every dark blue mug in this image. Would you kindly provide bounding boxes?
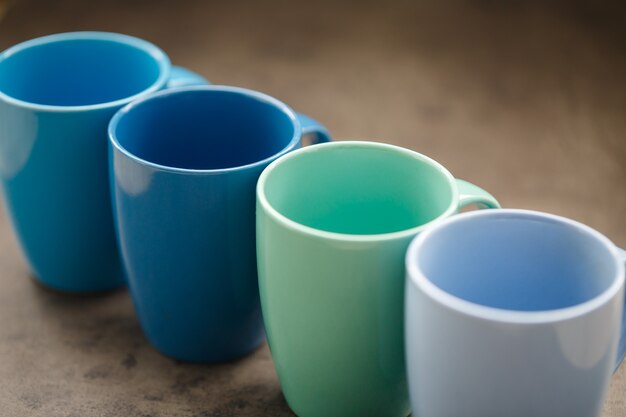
[0,32,207,292]
[108,86,331,362]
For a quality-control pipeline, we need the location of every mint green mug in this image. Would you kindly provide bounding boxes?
[256,141,500,417]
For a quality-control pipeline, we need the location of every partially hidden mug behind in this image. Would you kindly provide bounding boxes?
[406,209,626,417]
[109,86,331,362]
[0,32,207,292]
[256,141,500,417]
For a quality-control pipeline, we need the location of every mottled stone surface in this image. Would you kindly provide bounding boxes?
[0,0,624,415]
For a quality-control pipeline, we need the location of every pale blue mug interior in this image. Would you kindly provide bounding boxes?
[417,212,618,311]
[0,37,161,106]
[112,88,296,170]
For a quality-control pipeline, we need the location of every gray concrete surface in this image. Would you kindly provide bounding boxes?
[0,0,624,415]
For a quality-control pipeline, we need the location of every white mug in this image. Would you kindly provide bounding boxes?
[405,209,625,417]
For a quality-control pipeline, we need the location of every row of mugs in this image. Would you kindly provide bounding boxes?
[0,32,624,417]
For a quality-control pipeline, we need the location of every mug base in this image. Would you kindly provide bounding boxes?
[29,273,127,294]
[147,334,267,364]
[285,399,411,417]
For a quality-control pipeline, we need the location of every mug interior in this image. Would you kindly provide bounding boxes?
[262,143,454,235]
[416,212,619,311]
[0,36,163,106]
[113,89,296,170]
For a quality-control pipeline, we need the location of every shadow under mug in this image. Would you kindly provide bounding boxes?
[109,85,331,362]
[0,32,207,292]
[406,209,625,417]
[256,141,500,417]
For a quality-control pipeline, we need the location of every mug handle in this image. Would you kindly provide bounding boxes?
[297,112,332,145]
[456,179,500,209]
[166,65,210,88]
[615,248,626,373]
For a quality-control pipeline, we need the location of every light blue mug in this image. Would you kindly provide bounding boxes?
[406,209,625,417]
[108,86,331,361]
[0,32,207,292]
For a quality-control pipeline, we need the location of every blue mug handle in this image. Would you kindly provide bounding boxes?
[616,248,626,372]
[166,65,210,88]
[296,112,332,145]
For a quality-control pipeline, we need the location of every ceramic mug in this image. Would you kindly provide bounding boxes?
[109,85,331,362]
[256,141,500,417]
[405,209,626,417]
[0,32,207,292]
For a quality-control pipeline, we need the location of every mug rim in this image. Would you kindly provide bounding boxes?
[256,140,459,242]
[406,208,625,323]
[0,31,171,112]
[108,85,303,175]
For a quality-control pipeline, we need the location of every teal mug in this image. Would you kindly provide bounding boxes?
[0,32,207,292]
[256,141,500,417]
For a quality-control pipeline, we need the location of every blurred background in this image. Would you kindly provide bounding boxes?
[0,0,624,415]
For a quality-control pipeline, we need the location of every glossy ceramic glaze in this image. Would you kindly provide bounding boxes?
[109,86,331,362]
[0,32,207,292]
[405,209,626,417]
[256,141,500,417]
